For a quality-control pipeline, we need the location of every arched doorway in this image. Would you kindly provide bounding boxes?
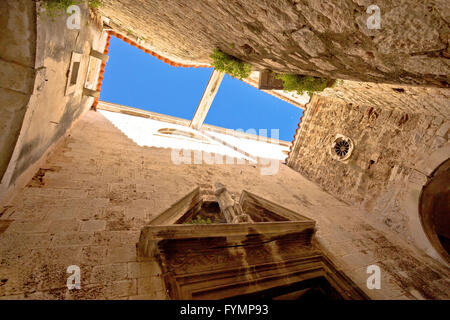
[420,158,450,263]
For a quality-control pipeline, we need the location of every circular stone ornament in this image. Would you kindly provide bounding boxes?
[330,134,354,161]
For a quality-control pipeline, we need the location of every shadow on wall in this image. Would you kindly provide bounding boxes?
[0,0,106,205]
[0,1,37,183]
[419,158,450,264]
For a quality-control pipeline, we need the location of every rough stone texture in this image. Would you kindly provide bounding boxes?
[0,1,108,200]
[0,111,449,300]
[288,95,449,246]
[319,80,450,118]
[0,0,36,181]
[8,3,106,184]
[99,0,450,86]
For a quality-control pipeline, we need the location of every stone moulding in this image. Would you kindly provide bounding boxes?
[420,158,450,264]
[137,187,368,300]
[404,143,450,264]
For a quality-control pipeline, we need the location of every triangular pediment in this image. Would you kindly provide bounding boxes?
[147,187,202,225]
[147,186,314,226]
[138,185,317,267]
[137,185,366,300]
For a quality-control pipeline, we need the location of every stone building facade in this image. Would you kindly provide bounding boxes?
[97,0,450,86]
[320,80,450,119]
[1,110,449,299]
[0,0,108,204]
[287,94,449,262]
[0,0,449,300]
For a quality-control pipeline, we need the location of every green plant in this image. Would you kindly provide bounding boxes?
[88,0,102,8]
[127,29,136,37]
[210,49,252,80]
[187,216,213,225]
[275,74,336,96]
[40,0,102,17]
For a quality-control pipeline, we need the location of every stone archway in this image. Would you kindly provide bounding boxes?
[404,143,450,264]
[419,158,450,264]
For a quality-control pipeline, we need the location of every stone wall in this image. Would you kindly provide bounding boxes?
[0,1,107,204]
[99,0,449,86]
[0,111,449,299]
[287,95,449,250]
[0,0,36,182]
[319,80,450,118]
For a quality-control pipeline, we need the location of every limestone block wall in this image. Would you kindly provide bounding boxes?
[320,80,450,118]
[0,0,36,182]
[98,0,449,86]
[287,95,450,253]
[0,1,108,204]
[0,111,448,299]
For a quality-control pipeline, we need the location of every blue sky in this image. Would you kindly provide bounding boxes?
[100,36,303,142]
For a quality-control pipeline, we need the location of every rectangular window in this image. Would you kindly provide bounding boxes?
[70,62,81,86]
[65,52,83,96]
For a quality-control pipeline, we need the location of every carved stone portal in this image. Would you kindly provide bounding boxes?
[137,185,367,300]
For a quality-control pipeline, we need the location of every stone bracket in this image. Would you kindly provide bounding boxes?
[83,88,100,98]
[90,48,109,62]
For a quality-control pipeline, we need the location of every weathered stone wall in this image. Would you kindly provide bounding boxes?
[288,95,449,247]
[0,1,107,204]
[0,111,449,299]
[99,0,449,86]
[0,0,36,182]
[320,80,450,118]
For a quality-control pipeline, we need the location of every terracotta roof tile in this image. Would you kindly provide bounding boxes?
[286,112,304,162]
